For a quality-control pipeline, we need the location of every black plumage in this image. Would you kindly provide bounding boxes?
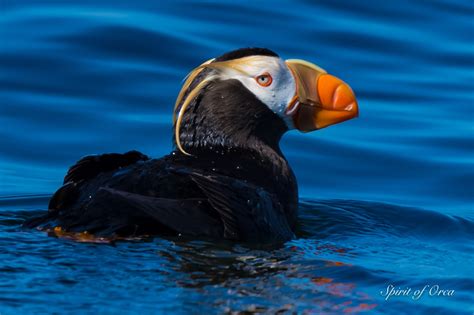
[213,47,278,62]
[24,48,299,243]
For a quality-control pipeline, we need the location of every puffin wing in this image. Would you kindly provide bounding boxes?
[91,188,223,237]
[188,171,295,243]
[27,187,223,238]
[63,150,149,184]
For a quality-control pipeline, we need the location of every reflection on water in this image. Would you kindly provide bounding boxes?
[1,196,473,314]
[1,0,473,313]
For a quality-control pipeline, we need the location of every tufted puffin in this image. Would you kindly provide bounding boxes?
[24,48,358,243]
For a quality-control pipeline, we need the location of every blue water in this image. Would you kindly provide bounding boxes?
[1,0,473,314]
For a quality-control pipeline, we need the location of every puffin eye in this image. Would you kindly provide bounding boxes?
[255,73,273,87]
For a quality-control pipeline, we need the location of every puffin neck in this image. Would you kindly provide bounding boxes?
[170,76,296,217]
[174,79,288,157]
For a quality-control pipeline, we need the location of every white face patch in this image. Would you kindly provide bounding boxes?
[211,56,297,129]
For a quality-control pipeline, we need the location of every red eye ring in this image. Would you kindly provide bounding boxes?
[255,72,273,87]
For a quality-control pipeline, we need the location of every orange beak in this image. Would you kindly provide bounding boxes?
[285,59,359,131]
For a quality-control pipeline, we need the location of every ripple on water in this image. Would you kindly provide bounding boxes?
[0,195,473,313]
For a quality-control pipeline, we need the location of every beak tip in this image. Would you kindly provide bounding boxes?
[348,101,359,120]
[320,75,359,120]
[332,82,357,111]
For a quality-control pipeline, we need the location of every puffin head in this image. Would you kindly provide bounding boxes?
[173,48,358,156]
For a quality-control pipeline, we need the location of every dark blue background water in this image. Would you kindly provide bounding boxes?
[1,1,473,314]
